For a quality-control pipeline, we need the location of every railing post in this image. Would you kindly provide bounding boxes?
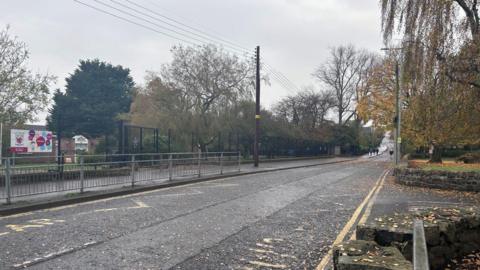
[5,158,11,205]
[80,156,85,193]
[413,219,429,270]
[220,152,224,175]
[237,151,241,172]
[131,155,135,188]
[197,151,201,178]
[168,154,173,181]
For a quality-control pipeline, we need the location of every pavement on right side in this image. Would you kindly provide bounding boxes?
[361,132,480,224]
[368,170,480,221]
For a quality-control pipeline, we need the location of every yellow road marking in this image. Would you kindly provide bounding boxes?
[315,169,389,270]
[358,172,388,226]
[0,232,10,236]
[6,224,44,232]
[349,170,389,241]
[5,219,65,233]
[0,212,34,220]
[248,261,287,269]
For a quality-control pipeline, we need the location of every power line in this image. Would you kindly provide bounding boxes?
[110,0,251,55]
[263,66,298,94]
[77,0,254,59]
[75,0,301,95]
[263,61,301,92]
[92,0,230,48]
[125,0,252,53]
[262,65,300,93]
[74,0,201,46]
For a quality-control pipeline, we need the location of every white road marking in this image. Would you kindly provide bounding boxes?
[200,183,239,188]
[12,241,98,269]
[248,261,287,269]
[127,200,149,209]
[157,190,203,197]
[94,208,117,213]
[263,238,284,244]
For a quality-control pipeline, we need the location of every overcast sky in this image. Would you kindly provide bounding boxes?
[1,0,383,124]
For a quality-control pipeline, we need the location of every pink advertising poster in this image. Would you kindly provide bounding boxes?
[10,129,53,153]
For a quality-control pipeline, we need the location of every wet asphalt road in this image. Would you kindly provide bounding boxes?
[0,158,388,270]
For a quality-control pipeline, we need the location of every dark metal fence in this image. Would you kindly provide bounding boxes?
[116,121,334,158]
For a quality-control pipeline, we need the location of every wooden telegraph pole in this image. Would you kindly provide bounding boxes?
[254,46,260,167]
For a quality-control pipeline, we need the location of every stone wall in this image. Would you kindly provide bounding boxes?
[394,167,480,191]
[350,207,480,270]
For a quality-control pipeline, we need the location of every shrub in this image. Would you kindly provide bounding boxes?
[456,152,480,164]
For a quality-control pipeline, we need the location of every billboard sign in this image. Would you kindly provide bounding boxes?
[10,129,53,153]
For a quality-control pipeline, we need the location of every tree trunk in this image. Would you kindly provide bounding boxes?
[429,144,443,163]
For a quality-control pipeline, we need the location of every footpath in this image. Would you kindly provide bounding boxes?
[0,156,354,216]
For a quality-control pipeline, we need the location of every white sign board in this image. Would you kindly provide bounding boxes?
[10,129,53,153]
[73,135,89,151]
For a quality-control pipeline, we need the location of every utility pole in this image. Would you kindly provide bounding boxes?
[254,46,260,167]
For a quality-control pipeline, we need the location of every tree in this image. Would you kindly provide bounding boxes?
[380,0,480,162]
[313,45,377,125]
[0,26,54,125]
[47,59,134,137]
[358,56,480,162]
[380,0,480,90]
[357,58,396,130]
[131,44,255,151]
[273,89,335,132]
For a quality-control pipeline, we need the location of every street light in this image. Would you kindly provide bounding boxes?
[381,47,403,165]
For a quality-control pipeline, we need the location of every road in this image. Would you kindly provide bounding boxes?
[0,158,389,270]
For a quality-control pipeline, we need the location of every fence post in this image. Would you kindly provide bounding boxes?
[197,151,201,178]
[237,151,241,172]
[5,158,11,205]
[220,152,224,175]
[413,219,429,270]
[80,156,85,193]
[131,155,135,188]
[168,154,173,181]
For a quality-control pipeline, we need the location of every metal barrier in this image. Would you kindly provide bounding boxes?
[0,152,240,204]
[413,219,430,270]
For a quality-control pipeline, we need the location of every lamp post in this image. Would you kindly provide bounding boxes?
[381,47,403,165]
[0,122,3,166]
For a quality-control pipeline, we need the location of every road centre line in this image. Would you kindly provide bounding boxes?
[315,169,389,270]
